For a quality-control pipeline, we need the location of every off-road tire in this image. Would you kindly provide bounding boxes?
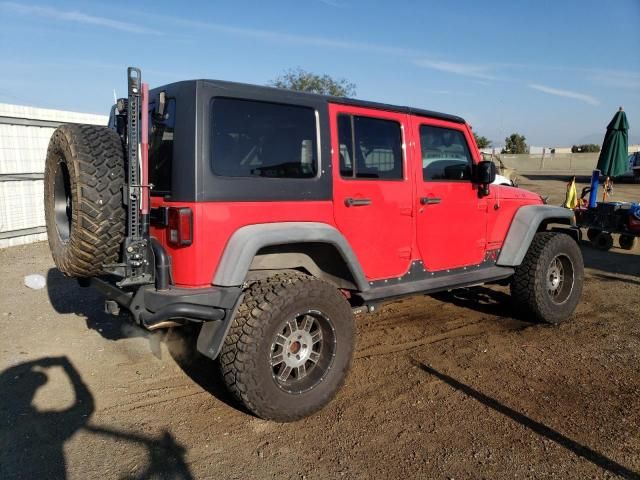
[593,231,614,251]
[511,232,584,324]
[44,124,125,277]
[619,234,637,251]
[218,272,355,422]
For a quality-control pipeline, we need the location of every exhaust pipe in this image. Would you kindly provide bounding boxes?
[139,303,225,329]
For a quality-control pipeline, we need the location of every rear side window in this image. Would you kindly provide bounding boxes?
[338,114,403,180]
[211,98,318,178]
[149,98,176,194]
[420,125,473,181]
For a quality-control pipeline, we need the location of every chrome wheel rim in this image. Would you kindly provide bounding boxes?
[270,310,336,394]
[546,254,574,305]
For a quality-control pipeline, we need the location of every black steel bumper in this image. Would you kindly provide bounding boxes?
[86,277,243,359]
[88,276,241,325]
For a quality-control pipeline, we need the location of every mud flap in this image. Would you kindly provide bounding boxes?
[196,294,244,360]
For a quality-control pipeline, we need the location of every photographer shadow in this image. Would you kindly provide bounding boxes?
[0,356,193,479]
[45,268,244,414]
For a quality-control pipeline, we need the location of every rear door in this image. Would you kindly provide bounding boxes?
[330,104,414,280]
[412,117,488,271]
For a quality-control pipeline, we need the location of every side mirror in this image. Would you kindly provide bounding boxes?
[474,160,496,196]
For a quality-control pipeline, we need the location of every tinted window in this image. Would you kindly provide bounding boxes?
[420,125,473,181]
[149,98,176,194]
[338,114,403,180]
[211,98,317,178]
[338,115,354,177]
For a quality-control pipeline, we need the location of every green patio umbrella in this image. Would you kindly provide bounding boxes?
[596,107,629,178]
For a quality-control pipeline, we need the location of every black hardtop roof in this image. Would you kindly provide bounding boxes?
[157,78,466,124]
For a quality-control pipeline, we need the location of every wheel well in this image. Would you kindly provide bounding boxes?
[538,217,573,231]
[247,242,358,290]
[537,218,580,242]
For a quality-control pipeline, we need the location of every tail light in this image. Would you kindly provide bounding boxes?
[167,207,193,247]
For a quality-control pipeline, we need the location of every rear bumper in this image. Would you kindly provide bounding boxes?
[88,276,241,327]
[81,233,244,360]
[86,277,243,359]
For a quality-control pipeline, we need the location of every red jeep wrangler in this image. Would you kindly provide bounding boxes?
[44,68,583,421]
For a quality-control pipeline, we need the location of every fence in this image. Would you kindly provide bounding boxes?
[499,153,601,174]
[0,103,107,248]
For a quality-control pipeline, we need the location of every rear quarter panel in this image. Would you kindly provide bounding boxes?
[151,200,336,287]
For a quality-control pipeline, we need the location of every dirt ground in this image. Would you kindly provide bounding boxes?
[1,175,639,480]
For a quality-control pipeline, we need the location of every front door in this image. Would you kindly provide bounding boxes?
[330,104,414,281]
[412,118,488,271]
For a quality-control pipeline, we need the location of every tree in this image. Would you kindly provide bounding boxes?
[571,144,601,153]
[269,67,356,97]
[473,132,492,149]
[501,133,528,154]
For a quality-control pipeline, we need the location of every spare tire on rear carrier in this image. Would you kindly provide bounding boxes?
[44,124,126,277]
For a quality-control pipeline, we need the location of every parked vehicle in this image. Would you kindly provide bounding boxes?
[493,173,515,186]
[481,152,518,186]
[44,68,584,421]
[579,201,640,251]
[619,152,640,183]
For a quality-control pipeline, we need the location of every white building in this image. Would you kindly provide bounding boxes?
[0,103,107,248]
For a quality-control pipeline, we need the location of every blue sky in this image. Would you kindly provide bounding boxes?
[1,0,639,146]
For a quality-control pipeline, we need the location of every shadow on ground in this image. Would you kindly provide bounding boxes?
[430,286,533,322]
[590,272,640,286]
[580,244,640,277]
[415,361,640,480]
[164,327,248,415]
[522,173,639,185]
[522,173,594,183]
[432,244,639,318]
[46,268,144,341]
[45,268,244,414]
[0,356,193,479]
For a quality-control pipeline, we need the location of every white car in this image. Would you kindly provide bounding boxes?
[493,173,516,186]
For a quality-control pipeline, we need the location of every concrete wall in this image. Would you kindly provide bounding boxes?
[0,103,108,248]
[500,153,601,174]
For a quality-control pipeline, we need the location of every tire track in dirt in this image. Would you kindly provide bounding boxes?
[99,389,208,413]
[354,318,529,359]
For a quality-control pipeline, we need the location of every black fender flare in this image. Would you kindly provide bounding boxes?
[196,222,368,360]
[496,205,575,267]
[211,222,369,291]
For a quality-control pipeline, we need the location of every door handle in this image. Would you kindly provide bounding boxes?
[344,197,372,207]
[420,197,441,205]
